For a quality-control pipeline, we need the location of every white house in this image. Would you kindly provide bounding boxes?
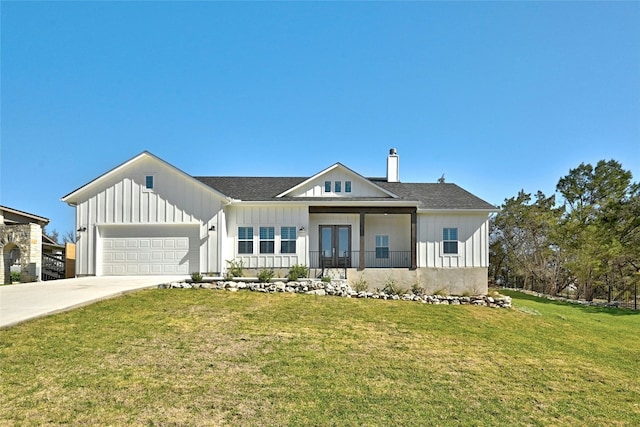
[61,149,498,294]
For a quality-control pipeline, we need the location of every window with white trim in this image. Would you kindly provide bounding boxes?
[324,181,331,192]
[375,235,389,259]
[144,175,154,191]
[238,227,253,254]
[281,227,296,254]
[443,228,458,254]
[345,181,352,193]
[260,227,275,254]
[335,181,342,193]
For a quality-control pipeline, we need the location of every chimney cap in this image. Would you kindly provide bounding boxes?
[389,148,397,155]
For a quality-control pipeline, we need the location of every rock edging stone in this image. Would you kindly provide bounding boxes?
[159,279,512,309]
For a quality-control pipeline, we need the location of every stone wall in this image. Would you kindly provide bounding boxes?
[346,267,489,295]
[0,223,42,284]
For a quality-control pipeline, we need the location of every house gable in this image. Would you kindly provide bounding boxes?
[277,163,398,199]
[61,151,229,206]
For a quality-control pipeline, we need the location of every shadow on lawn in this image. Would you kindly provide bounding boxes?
[500,289,640,317]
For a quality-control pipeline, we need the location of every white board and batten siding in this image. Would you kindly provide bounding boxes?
[225,205,309,269]
[73,156,223,276]
[417,213,489,268]
[289,169,390,198]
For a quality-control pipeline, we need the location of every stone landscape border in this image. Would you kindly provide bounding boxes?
[504,288,634,309]
[159,279,512,309]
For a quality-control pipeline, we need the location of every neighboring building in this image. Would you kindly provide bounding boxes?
[0,205,70,283]
[61,149,498,294]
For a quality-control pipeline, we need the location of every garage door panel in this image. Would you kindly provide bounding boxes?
[101,226,198,276]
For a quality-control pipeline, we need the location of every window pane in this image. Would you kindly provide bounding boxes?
[443,228,458,241]
[260,227,274,239]
[260,241,275,254]
[145,175,154,189]
[345,181,351,193]
[281,241,296,254]
[335,181,341,193]
[238,241,253,254]
[376,247,389,259]
[239,227,253,240]
[443,241,458,254]
[376,235,389,247]
[281,226,295,240]
[324,181,331,192]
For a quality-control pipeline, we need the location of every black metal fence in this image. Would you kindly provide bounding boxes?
[308,251,411,269]
[502,279,639,311]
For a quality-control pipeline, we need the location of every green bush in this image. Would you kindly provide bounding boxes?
[225,259,244,279]
[190,272,203,282]
[381,277,404,295]
[10,271,21,283]
[321,276,332,283]
[287,264,309,281]
[352,274,368,292]
[257,269,275,283]
[411,281,425,296]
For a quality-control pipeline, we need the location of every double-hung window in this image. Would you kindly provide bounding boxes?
[335,181,342,193]
[324,181,332,193]
[443,228,458,254]
[238,227,253,254]
[375,235,389,259]
[281,227,297,254]
[345,181,352,193]
[260,227,275,254]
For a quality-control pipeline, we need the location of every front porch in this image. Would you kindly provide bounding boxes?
[308,206,417,271]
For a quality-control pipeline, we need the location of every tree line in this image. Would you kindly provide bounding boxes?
[490,160,639,302]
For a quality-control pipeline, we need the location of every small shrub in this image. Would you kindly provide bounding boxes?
[258,269,275,283]
[434,288,448,296]
[10,271,21,283]
[225,259,245,278]
[190,272,203,282]
[381,277,404,295]
[411,281,424,296]
[353,274,368,292]
[288,264,309,281]
[321,276,332,283]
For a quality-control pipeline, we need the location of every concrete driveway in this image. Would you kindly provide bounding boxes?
[0,276,187,328]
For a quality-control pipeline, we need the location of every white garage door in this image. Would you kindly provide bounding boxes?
[101,226,199,275]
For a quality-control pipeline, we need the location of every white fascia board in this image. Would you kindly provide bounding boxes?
[61,151,230,205]
[233,200,420,208]
[276,162,400,199]
[418,208,501,214]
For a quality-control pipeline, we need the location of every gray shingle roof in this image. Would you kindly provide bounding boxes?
[194,176,496,210]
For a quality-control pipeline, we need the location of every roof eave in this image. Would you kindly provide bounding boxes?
[61,151,231,204]
[418,208,500,214]
[230,199,420,207]
[276,163,400,199]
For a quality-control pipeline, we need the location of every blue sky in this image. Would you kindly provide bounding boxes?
[1,1,639,236]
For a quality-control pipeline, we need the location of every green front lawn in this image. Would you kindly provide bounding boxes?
[1,289,638,426]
